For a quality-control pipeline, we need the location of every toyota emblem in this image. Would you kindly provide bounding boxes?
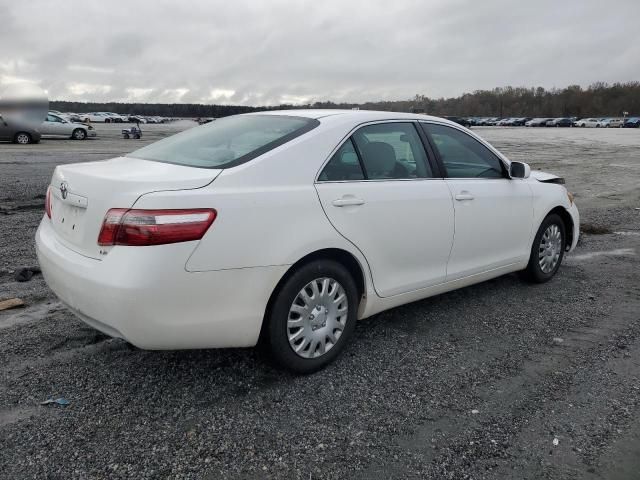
[60,182,68,200]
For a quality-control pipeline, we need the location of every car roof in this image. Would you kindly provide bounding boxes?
[245,108,460,126]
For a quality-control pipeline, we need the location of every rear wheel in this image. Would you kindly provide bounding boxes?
[522,214,566,283]
[266,260,358,373]
[14,132,32,144]
[72,128,86,140]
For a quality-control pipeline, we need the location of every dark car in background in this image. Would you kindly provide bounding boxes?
[509,117,531,126]
[0,115,42,144]
[525,118,553,127]
[622,117,640,128]
[443,116,472,128]
[546,118,573,127]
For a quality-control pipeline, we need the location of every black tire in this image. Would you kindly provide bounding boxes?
[266,260,358,373]
[13,132,32,144]
[522,214,566,283]
[123,133,130,139]
[72,128,86,140]
[104,118,111,123]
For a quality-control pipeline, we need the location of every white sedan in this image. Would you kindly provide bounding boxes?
[574,118,602,127]
[40,113,97,140]
[36,110,579,373]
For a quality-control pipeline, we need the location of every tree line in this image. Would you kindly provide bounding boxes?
[50,82,640,118]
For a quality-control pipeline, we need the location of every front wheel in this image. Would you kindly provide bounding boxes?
[522,214,566,283]
[72,128,87,140]
[266,260,358,373]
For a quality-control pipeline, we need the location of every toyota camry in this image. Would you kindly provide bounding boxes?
[36,110,579,373]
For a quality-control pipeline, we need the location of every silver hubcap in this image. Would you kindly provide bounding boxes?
[16,134,29,144]
[74,130,84,139]
[539,224,562,273]
[287,277,348,359]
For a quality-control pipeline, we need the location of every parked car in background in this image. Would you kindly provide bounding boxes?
[443,116,471,127]
[64,113,83,122]
[79,113,109,123]
[0,114,42,144]
[40,113,96,140]
[574,118,601,127]
[599,118,625,128]
[546,118,573,127]
[128,115,147,124]
[36,110,579,372]
[525,118,552,127]
[485,117,503,126]
[102,112,127,123]
[502,117,529,126]
[622,117,640,128]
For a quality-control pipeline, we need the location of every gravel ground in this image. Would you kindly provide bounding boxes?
[1,123,639,479]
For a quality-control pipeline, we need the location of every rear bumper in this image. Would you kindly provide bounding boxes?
[36,218,287,349]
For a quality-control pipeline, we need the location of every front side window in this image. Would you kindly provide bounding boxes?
[352,123,431,180]
[422,123,505,179]
[128,115,319,169]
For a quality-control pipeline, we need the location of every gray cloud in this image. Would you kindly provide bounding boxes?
[1,0,639,105]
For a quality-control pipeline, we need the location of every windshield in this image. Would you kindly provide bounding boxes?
[128,114,319,169]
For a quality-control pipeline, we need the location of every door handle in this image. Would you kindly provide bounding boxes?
[332,197,365,207]
[455,192,474,201]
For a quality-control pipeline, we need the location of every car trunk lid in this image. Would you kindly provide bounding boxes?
[49,157,220,259]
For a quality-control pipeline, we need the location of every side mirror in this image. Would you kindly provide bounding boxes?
[510,161,530,179]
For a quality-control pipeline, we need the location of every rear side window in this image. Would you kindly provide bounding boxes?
[318,139,365,181]
[128,115,319,169]
[422,123,505,179]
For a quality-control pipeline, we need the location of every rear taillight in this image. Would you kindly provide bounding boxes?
[45,186,52,219]
[98,208,216,246]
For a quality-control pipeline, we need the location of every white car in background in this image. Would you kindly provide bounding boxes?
[79,112,109,123]
[102,112,127,123]
[36,110,579,373]
[40,113,96,140]
[574,118,602,127]
[598,118,625,128]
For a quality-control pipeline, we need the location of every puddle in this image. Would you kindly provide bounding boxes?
[567,248,636,262]
[0,301,63,329]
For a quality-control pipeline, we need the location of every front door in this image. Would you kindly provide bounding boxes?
[421,122,533,280]
[42,114,68,136]
[315,122,454,297]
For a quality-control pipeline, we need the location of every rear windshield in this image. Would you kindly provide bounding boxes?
[127,114,319,169]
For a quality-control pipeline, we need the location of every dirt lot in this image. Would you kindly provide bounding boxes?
[1,123,639,479]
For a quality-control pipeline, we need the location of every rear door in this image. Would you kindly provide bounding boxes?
[421,122,533,280]
[315,121,454,297]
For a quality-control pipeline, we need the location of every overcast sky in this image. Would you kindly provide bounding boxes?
[1,0,638,105]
